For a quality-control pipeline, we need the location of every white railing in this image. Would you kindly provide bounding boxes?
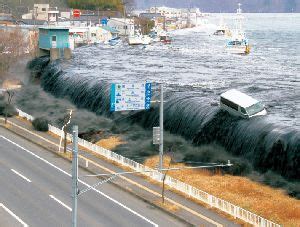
[17,108,35,121]
[16,109,281,227]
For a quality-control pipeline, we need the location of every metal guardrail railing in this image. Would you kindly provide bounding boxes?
[16,109,281,227]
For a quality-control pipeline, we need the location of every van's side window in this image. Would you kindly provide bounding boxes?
[241,107,247,114]
[221,97,238,111]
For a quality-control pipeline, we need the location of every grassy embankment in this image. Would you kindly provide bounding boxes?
[96,136,299,226]
[144,156,300,226]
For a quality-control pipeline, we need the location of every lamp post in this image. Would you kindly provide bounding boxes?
[72,125,78,227]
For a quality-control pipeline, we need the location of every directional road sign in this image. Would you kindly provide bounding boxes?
[110,82,152,112]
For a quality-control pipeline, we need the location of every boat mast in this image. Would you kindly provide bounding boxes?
[236,3,243,31]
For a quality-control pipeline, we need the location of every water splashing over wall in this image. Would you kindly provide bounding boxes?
[28,57,300,180]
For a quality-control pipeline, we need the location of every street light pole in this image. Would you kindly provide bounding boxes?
[72,125,78,227]
[159,84,164,171]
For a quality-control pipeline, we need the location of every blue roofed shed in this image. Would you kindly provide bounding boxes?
[39,27,70,50]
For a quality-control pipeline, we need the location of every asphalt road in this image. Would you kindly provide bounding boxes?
[0,128,189,227]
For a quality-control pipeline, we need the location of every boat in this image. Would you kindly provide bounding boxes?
[160,35,172,44]
[226,4,250,55]
[128,29,152,45]
[213,17,231,36]
[128,35,152,45]
[226,36,250,54]
[158,30,172,44]
[108,37,121,46]
[149,30,160,42]
[149,27,172,44]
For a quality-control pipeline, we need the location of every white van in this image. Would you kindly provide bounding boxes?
[220,89,267,118]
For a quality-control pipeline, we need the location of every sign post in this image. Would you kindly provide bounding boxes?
[159,84,164,171]
[73,9,81,18]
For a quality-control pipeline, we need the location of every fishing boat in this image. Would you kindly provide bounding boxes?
[108,37,121,46]
[226,4,250,55]
[214,17,231,36]
[158,30,172,44]
[160,34,172,44]
[128,29,152,45]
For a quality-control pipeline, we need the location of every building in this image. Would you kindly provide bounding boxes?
[107,18,134,36]
[89,26,113,43]
[38,27,71,60]
[34,4,50,20]
[22,4,59,24]
[139,13,162,20]
[69,27,89,46]
[102,26,119,39]
[149,6,182,18]
[48,7,59,24]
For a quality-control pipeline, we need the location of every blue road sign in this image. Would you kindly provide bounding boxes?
[110,82,152,112]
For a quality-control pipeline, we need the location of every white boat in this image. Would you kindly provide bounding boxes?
[226,4,250,55]
[214,17,231,36]
[128,35,152,45]
[128,29,152,45]
[108,37,121,46]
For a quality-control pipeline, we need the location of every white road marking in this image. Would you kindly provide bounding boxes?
[49,195,72,212]
[11,169,32,183]
[0,135,159,227]
[0,203,29,227]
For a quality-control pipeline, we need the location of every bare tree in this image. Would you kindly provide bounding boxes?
[4,90,15,124]
[0,27,28,73]
[162,150,174,204]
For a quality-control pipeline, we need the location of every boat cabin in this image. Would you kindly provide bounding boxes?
[220,89,267,118]
[214,30,225,36]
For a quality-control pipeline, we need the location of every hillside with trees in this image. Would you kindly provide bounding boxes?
[67,0,124,11]
[3,0,67,17]
[3,0,127,15]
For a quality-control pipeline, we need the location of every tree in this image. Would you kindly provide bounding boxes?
[4,90,15,124]
[67,0,125,11]
[134,17,155,35]
[0,28,28,73]
[32,117,49,132]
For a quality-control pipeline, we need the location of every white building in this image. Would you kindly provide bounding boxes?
[149,6,182,18]
[89,27,112,43]
[107,18,134,36]
[149,7,207,27]
[21,4,59,23]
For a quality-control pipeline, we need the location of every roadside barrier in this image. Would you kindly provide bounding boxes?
[16,108,281,227]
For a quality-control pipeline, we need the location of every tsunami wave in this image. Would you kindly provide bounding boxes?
[28,57,300,180]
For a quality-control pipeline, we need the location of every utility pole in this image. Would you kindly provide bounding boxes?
[159,84,164,171]
[72,125,78,227]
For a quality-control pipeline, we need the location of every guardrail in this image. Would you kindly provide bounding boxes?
[16,109,281,227]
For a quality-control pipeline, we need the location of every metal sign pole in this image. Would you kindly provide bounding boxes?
[72,125,78,227]
[159,84,164,171]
